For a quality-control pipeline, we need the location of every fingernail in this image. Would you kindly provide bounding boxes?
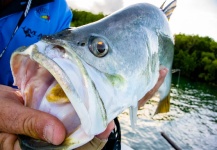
[43,125,54,143]
[159,65,166,70]
[14,140,22,150]
[159,65,168,71]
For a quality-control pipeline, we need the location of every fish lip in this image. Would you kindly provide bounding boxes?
[12,40,108,148]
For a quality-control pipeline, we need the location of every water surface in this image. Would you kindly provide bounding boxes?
[119,76,217,150]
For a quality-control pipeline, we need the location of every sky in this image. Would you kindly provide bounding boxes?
[66,0,217,41]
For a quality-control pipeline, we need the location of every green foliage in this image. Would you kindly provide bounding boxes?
[71,9,105,27]
[173,34,217,84]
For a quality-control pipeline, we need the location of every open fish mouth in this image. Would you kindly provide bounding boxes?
[11,41,107,149]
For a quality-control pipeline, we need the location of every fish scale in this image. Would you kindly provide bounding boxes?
[10,1,176,149]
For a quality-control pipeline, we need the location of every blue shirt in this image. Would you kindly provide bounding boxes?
[0,0,72,86]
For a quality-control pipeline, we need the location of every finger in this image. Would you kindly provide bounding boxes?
[0,97,66,145]
[138,67,168,107]
[0,85,24,104]
[156,67,168,88]
[0,133,20,150]
[95,120,115,140]
[14,139,21,150]
[0,84,18,92]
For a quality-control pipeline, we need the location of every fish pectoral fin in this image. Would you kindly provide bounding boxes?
[154,93,170,115]
[129,105,138,129]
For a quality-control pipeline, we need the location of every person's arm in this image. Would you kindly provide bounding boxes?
[138,67,168,108]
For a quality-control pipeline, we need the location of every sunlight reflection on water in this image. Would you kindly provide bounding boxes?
[119,76,217,150]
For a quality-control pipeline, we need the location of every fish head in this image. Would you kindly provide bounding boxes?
[11,3,174,149]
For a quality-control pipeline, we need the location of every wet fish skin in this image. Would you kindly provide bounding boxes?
[46,2,174,109]
[11,3,174,149]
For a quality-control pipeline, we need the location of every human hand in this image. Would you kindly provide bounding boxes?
[0,84,66,150]
[75,121,115,150]
[138,67,168,108]
[0,84,114,150]
[96,120,115,140]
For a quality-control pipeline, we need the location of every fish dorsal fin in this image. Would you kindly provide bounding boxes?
[161,0,177,20]
[160,0,167,9]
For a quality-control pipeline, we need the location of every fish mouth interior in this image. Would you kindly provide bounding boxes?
[12,43,85,138]
[12,41,108,149]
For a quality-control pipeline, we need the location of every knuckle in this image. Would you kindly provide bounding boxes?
[22,115,38,138]
[0,134,6,150]
[0,133,17,150]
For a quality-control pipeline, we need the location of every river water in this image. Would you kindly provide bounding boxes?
[119,75,217,150]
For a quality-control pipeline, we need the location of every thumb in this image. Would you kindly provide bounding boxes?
[0,98,66,145]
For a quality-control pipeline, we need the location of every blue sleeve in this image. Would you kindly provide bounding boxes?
[50,0,73,32]
[0,0,73,86]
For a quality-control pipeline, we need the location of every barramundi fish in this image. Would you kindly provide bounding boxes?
[10,1,176,149]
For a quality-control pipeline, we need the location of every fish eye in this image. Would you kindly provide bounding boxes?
[88,36,109,57]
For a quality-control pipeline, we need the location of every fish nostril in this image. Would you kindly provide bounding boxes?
[80,43,85,46]
[53,45,66,53]
[77,42,86,47]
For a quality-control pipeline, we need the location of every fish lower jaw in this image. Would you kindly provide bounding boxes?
[23,69,101,149]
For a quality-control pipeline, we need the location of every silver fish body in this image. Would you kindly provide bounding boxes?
[11,3,174,149]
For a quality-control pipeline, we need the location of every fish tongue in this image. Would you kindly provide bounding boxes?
[39,80,81,136]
